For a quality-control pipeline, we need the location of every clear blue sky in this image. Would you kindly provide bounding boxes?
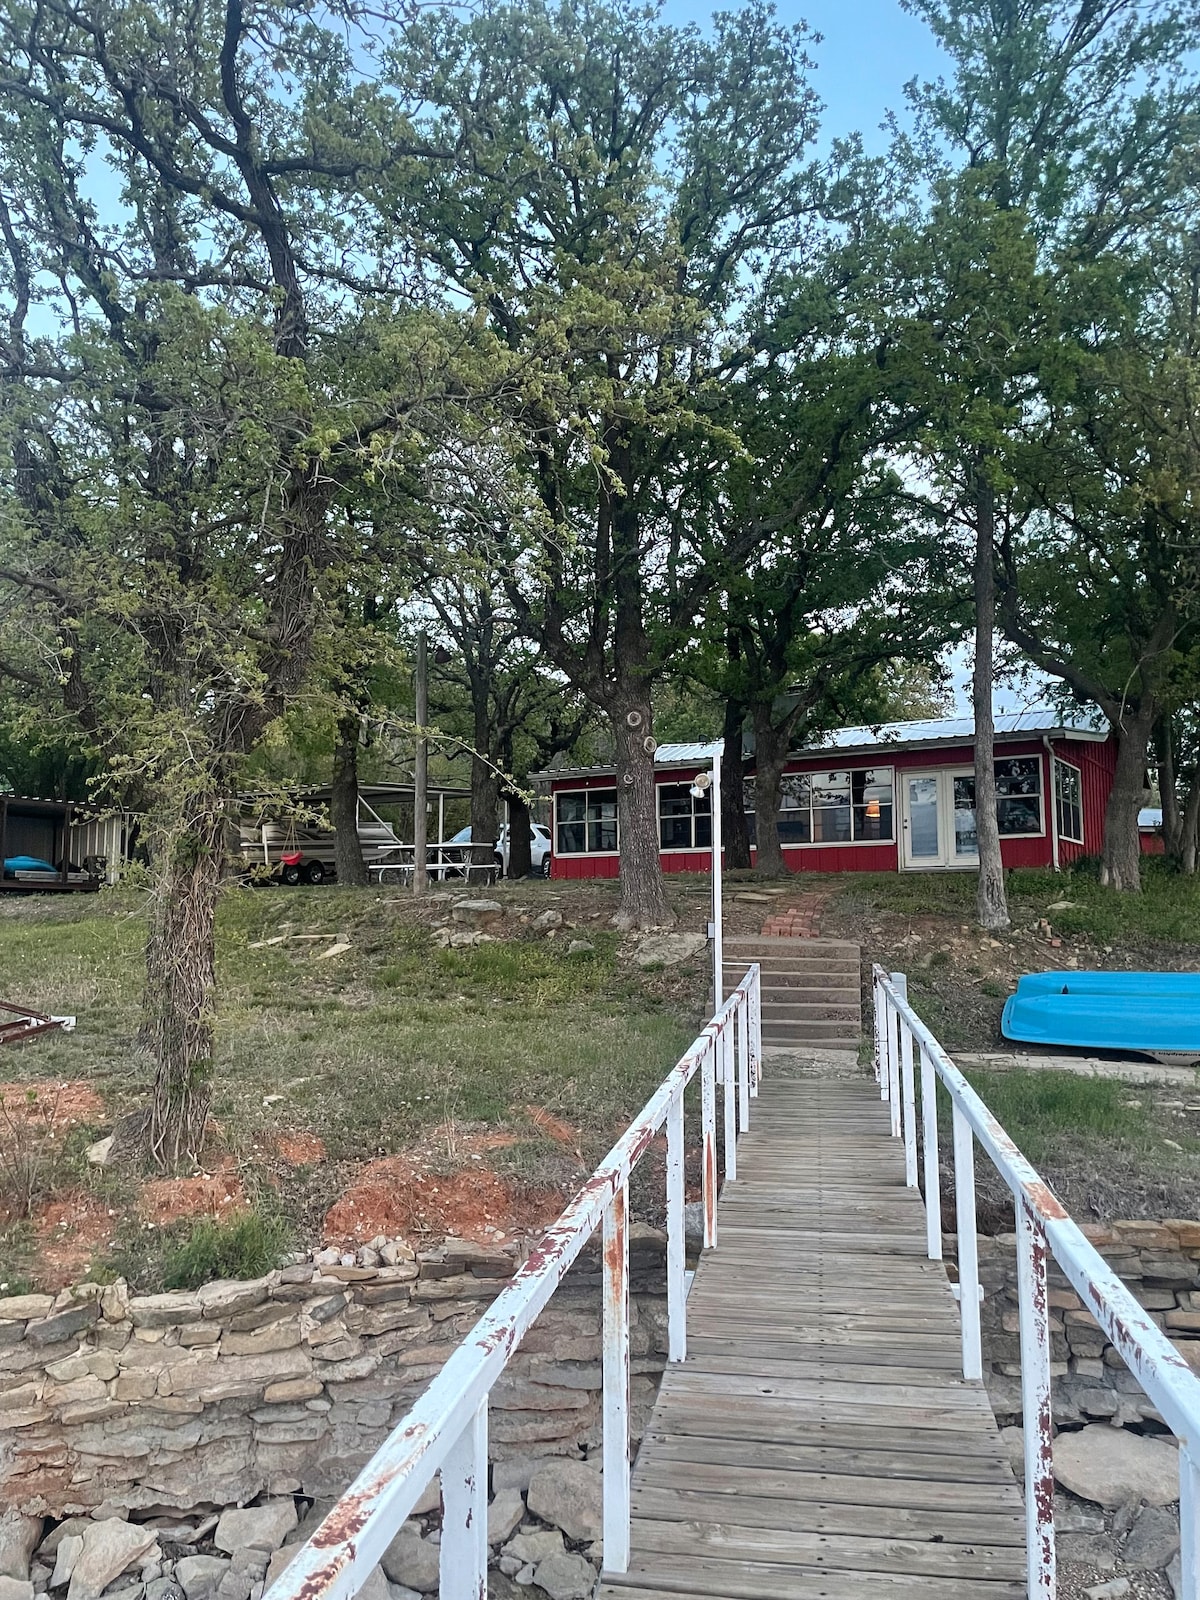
[660,0,949,151]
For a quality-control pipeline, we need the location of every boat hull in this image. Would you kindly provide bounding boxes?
[1002,974,1200,1064]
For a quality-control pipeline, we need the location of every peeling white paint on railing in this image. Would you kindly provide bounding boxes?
[873,964,1200,1600]
[266,965,762,1600]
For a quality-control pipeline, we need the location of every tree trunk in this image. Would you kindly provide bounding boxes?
[721,696,752,871]
[332,710,367,886]
[751,706,788,878]
[506,789,533,878]
[972,472,1010,932]
[611,689,672,928]
[470,754,500,852]
[1155,715,1182,858]
[1101,710,1154,891]
[139,790,225,1169]
[1182,764,1200,875]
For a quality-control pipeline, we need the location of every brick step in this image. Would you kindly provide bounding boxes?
[724,937,860,953]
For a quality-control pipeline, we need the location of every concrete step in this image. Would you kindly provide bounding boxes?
[761,1036,861,1052]
[723,937,863,1048]
[725,968,859,991]
[760,1019,861,1042]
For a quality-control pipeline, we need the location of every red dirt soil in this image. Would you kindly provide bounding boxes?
[137,1158,247,1227]
[323,1155,564,1250]
[0,1079,104,1129]
[525,1106,581,1149]
[271,1131,327,1166]
[33,1192,117,1290]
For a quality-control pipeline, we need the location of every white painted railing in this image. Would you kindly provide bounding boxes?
[873,965,1200,1600]
[268,965,762,1600]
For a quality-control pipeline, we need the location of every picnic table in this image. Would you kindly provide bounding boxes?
[368,842,499,886]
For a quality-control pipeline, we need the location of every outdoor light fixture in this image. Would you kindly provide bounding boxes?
[690,771,712,801]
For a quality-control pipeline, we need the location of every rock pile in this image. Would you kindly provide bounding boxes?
[0,1458,609,1600]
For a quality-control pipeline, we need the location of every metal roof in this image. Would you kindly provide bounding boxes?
[653,741,725,764]
[532,709,1109,784]
[1139,808,1163,829]
[805,708,1109,756]
[529,740,724,785]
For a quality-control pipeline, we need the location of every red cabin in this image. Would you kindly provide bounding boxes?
[535,711,1117,879]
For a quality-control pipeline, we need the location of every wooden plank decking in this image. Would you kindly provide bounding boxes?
[600,1070,1027,1600]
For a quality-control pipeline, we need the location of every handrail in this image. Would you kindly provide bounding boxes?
[268,963,762,1600]
[873,964,1200,1600]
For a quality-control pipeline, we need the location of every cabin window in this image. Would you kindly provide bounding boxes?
[743,770,894,845]
[657,782,712,850]
[953,758,1044,842]
[555,788,618,854]
[1054,759,1083,844]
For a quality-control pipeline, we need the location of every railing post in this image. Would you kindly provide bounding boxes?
[952,1101,982,1381]
[1179,1446,1200,1600]
[602,1186,631,1573]
[440,1400,488,1600]
[920,1045,942,1260]
[750,965,761,1097]
[1017,1203,1055,1600]
[886,976,902,1137]
[874,970,886,1098]
[897,983,918,1190]
[665,1091,686,1363]
[722,1021,737,1182]
[737,991,750,1132]
[701,1035,717,1248]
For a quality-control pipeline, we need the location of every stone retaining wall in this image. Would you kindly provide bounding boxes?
[0,1232,669,1517]
[954,1219,1200,1427]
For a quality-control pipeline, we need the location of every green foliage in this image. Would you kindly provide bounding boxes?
[160,1211,293,1292]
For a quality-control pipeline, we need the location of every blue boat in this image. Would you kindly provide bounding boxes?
[1002,971,1200,1063]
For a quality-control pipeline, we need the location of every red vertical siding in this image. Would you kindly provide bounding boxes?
[547,733,1118,878]
[1053,736,1116,864]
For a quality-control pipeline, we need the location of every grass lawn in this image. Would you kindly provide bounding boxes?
[935,1067,1200,1228]
[0,882,707,1291]
[823,862,1200,1052]
[832,861,1200,949]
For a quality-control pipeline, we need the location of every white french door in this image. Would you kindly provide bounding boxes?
[900,770,979,870]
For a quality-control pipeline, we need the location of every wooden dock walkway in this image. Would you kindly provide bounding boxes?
[600,1068,1027,1600]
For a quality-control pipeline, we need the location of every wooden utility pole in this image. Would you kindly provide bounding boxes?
[414,629,428,894]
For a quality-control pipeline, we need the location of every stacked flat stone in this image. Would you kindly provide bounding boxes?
[947,1219,1200,1429]
[0,1231,667,1518]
